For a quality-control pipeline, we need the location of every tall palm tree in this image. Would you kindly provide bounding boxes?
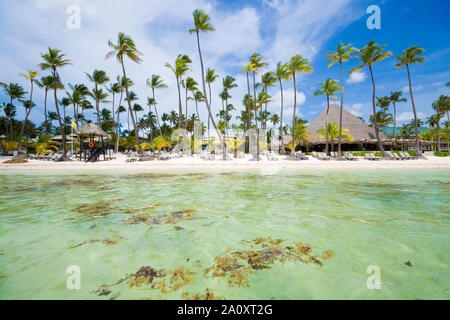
[89,88,109,122]
[327,42,357,157]
[249,53,267,160]
[165,54,192,128]
[36,75,59,132]
[375,96,392,134]
[3,103,16,141]
[389,91,407,137]
[350,40,392,156]
[146,74,167,136]
[431,95,449,151]
[193,90,205,121]
[313,79,340,154]
[287,54,313,155]
[261,71,277,123]
[132,103,144,136]
[115,105,127,150]
[106,32,144,155]
[38,48,72,160]
[86,70,110,125]
[182,77,198,129]
[274,62,291,153]
[1,83,27,141]
[17,70,38,153]
[108,82,121,144]
[222,75,237,137]
[189,9,225,159]
[395,46,426,157]
[205,68,219,143]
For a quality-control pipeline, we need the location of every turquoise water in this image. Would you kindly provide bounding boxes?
[0,170,449,300]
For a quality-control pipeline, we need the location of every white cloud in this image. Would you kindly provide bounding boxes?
[396,111,428,122]
[400,85,423,93]
[347,71,366,84]
[345,102,364,117]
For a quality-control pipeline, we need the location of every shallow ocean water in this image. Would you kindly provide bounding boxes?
[0,169,449,300]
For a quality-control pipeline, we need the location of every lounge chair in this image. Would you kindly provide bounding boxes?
[344,153,359,161]
[267,152,279,161]
[400,151,415,160]
[386,151,404,160]
[365,152,382,161]
[317,152,331,160]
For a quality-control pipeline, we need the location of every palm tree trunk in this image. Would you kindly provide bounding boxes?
[207,83,212,145]
[246,72,251,153]
[392,101,397,139]
[194,30,225,160]
[325,95,329,154]
[18,79,34,154]
[291,73,297,155]
[185,87,188,130]
[176,77,183,128]
[44,88,48,133]
[369,65,385,155]
[337,62,344,157]
[279,79,284,154]
[152,88,162,136]
[120,56,143,155]
[253,71,259,160]
[436,112,440,152]
[51,69,67,160]
[115,90,123,154]
[406,64,421,157]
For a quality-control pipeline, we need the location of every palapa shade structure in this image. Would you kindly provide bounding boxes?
[75,123,108,138]
[307,103,388,142]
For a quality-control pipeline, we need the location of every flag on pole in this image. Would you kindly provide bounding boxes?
[118,123,127,137]
[71,121,77,128]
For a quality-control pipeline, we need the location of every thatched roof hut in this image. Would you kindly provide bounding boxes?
[307,103,388,142]
[75,123,108,138]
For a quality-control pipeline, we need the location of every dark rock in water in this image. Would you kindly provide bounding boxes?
[404,261,412,267]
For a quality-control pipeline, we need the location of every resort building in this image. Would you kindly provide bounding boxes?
[305,103,433,152]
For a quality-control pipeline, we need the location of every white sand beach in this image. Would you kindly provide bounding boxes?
[1,154,449,172]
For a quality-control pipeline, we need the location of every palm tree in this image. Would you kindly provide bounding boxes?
[89,88,109,122]
[317,122,354,152]
[261,71,277,124]
[132,103,144,136]
[86,70,110,125]
[287,54,313,155]
[3,103,16,140]
[395,46,426,157]
[182,77,198,129]
[189,9,225,159]
[146,74,167,136]
[313,78,340,154]
[375,96,392,134]
[193,90,205,121]
[432,95,449,151]
[389,91,407,137]
[350,40,392,156]
[165,54,192,128]
[274,62,291,153]
[241,62,255,153]
[169,110,179,127]
[36,76,59,132]
[17,70,38,153]
[249,53,267,160]
[106,32,144,155]
[205,68,219,143]
[1,83,27,141]
[108,82,121,145]
[327,42,357,157]
[38,48,72,160]
[222,75,237,137]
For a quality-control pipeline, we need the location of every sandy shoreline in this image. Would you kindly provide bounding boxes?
[1,154,449,172]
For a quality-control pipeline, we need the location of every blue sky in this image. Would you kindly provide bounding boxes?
[1,0,449,129]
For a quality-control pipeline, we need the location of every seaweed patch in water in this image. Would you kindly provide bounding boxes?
[125,209,197,226]
[75,200,118,217]
[205,238,335,288]
[181,288,223,300]
[70,235,125,248]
